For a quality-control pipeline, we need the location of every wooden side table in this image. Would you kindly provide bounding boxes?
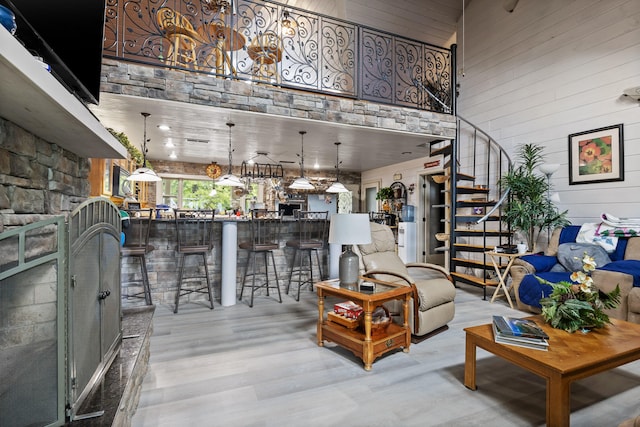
[315,278,412,371]
[486,251,528,309]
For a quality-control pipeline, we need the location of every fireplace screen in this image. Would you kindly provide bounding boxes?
[0,218,65,427]
[0,198,122,426]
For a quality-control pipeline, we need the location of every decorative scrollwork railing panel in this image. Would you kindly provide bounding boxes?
[103,0,453,113]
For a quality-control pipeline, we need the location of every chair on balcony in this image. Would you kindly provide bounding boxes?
[238,210,282,307]
[121,208,154,305]
[286,211,329,301]
[247,31,283,83]
[157,7,202,70]
[174,209,216,313]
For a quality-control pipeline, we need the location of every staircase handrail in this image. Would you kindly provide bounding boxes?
[455,114,512,224]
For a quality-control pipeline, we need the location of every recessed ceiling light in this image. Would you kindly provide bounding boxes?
[169,152,177,159]
[158,124,171,131]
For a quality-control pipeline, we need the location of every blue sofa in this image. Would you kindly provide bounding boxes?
[510,225,640,323]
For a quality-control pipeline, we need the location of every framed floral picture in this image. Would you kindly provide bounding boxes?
[568,124,624,185]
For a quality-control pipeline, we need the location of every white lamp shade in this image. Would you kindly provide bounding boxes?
[328,213,372,245]
[128,167,162,182]
[289,177,314,190]
[216,173,245,187]
[539,163,560,176]
[326,181,349,193]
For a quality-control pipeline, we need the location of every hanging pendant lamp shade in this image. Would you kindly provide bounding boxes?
[216,121,244,187]
[289,130,314,190]
[129,112,162,182]
[326,141,349,193]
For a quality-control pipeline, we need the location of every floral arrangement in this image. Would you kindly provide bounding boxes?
[537,252,621,333]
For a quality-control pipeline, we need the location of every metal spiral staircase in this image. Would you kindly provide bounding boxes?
[427,116,514,299]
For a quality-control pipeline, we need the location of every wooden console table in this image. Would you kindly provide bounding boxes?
[464,316,640,426]
[316,278,412,371]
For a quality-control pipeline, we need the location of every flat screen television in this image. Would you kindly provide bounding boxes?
[112,165,132,198]
[278,203,302,216]
[3,0,106,105]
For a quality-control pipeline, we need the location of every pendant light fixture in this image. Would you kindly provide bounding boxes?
[289,130,314,190]
[326,142,349,193]
[216,121,245,187]
[128,112,162,182]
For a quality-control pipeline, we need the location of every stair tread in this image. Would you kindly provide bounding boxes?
[453,243,487,250]
[452,257,493,268]
[457,185,490,192]
[451,272,499,287]
[431,145,452,157]
[455,214,500,220]
[456,200,496,207]
[454,229,512,235]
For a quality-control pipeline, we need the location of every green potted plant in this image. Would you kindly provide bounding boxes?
[108,128,146,167]
[376,187,394,201]
[499,143,569,252]
[376,187,394,212]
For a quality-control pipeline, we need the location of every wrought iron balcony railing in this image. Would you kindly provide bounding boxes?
[104,0,454,113]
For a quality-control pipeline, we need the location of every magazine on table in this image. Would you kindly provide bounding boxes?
[492,315,549,340]
[492,322,549,351]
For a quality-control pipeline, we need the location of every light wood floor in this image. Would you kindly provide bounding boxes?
[132,285,640,427]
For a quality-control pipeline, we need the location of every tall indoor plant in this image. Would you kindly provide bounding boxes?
[499,143,569,251]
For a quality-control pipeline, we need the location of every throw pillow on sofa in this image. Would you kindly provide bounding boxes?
[556,242,612,272]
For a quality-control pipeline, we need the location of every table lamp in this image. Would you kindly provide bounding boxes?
[328,214,371,286]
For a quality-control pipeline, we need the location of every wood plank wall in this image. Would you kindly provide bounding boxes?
[458,0,640,225]
[284,0,461,48]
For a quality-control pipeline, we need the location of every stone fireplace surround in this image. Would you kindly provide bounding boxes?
[0,119,152,425]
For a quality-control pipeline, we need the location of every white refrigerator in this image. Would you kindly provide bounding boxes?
[397,222,417,263]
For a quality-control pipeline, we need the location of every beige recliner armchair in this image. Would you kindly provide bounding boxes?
[352,222,456,337]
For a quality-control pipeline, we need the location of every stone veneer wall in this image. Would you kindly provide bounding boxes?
[100,59,457,139]
[121,219,325,308]
[0,116,90,357]
[0,117,91,232]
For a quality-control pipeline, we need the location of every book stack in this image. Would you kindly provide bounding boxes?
[492,315,549,351]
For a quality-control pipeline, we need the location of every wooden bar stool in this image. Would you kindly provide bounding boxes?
[238,210,282,307]
[247,31,283,83]
[174,209,216,313]
[157,7,202,70]
[121,208,154,305]
[286,211,329,301]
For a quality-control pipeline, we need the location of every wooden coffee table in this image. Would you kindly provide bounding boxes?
[316,278,412,371]
[464,316,640,426]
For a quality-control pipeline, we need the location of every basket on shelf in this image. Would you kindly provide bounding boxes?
[368,306,392,338]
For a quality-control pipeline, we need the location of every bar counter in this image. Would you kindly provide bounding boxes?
[120,216,329,308]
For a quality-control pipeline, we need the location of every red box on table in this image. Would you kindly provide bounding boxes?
[334,301,363,319]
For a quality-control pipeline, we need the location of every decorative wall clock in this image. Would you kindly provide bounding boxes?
[205,162,222,179]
